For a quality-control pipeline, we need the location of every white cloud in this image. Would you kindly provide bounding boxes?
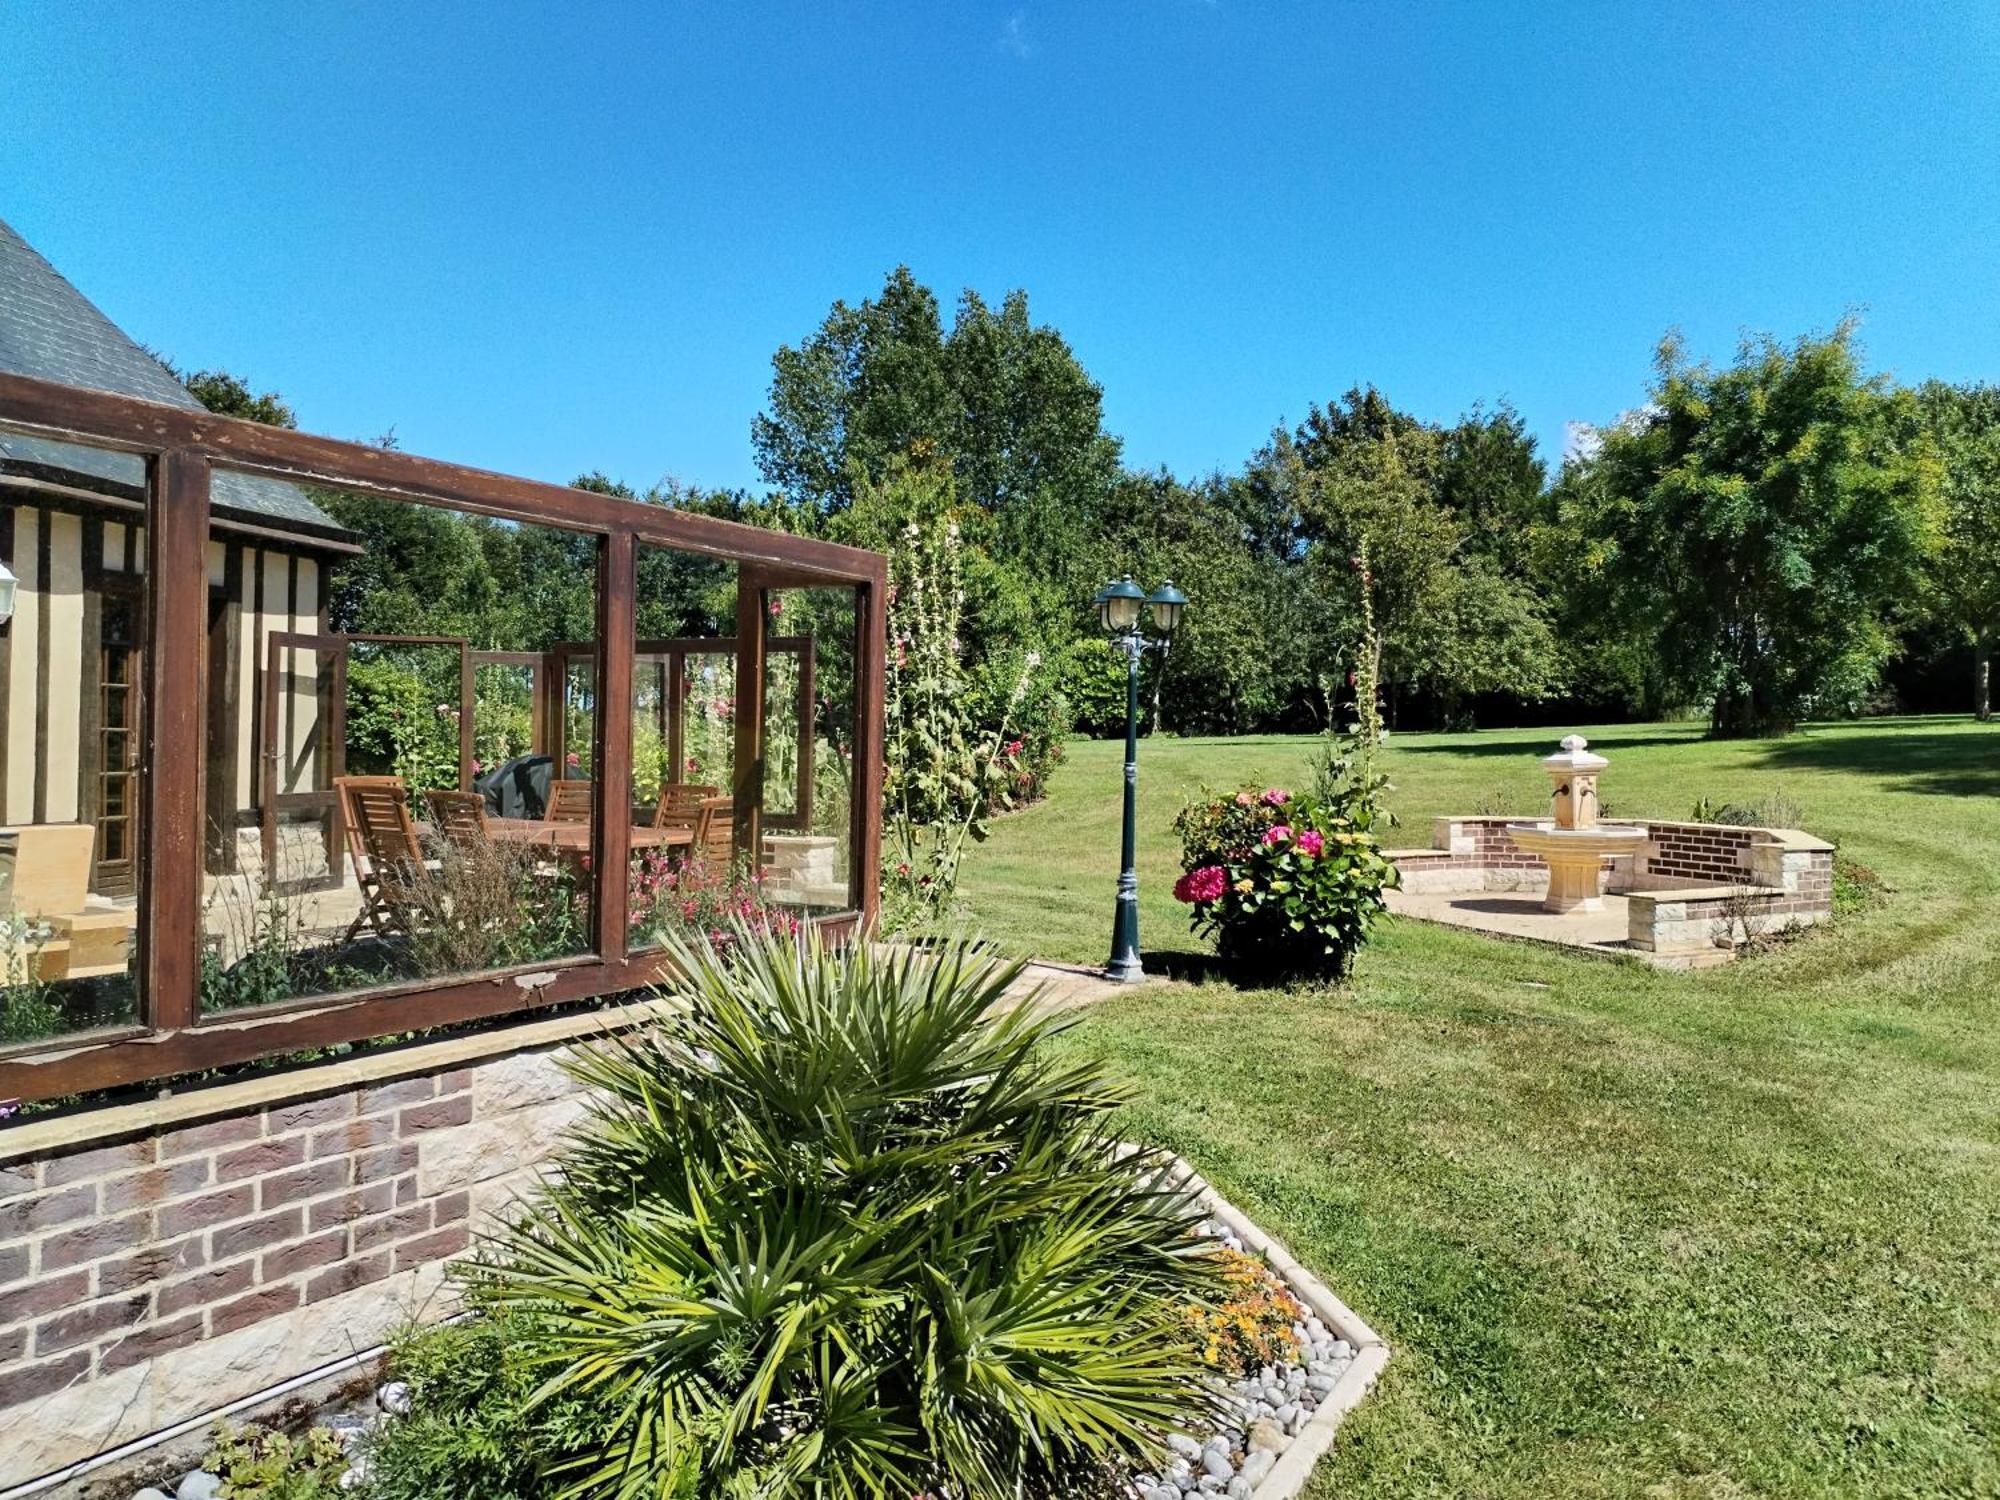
[1561,421,1602,464]
[998,10,1030,58]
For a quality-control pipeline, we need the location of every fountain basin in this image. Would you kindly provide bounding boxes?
[1506,820,1647,913]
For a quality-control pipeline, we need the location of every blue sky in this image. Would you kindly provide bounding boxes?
[5,3,1997,494]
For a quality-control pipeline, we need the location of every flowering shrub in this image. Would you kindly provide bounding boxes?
[628,852,800,948]
[1172,784,1397,981]
[882,502,1056,926]
[1183,1247,1308,1374]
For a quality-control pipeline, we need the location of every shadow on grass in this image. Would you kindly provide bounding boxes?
[1754,723,2000,798]
[1144,949,1239,986]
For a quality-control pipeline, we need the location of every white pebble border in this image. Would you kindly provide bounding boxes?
[1149,1154,1390,1500]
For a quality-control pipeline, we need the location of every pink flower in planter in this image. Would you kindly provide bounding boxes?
[1263,825,1294,846]
[1173,865,1229,904]
[1296,829,1325,857]
[1261,787,1290,806]
[1234,791,1255,806]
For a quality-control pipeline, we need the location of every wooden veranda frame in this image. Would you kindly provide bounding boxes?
[0,370,886,1106]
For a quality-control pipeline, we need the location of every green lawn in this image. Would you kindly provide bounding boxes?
[959,718,2000,1497]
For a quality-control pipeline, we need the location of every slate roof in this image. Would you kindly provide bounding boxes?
[0,216,348,542]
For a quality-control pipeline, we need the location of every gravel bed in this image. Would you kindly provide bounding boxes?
[1123,1217,1357,1500]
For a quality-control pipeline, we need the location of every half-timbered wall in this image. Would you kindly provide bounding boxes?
[0,498,326,881]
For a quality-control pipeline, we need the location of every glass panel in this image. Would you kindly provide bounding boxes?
[562,653,596,779]
[470,660,538,781]
[626,545,735,953]
[198,473,599,1013]
[0,427,146,1051]
[681,652,735,786]
[763,585,858,916]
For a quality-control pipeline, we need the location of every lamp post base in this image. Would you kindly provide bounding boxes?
[1107,885,1145,983]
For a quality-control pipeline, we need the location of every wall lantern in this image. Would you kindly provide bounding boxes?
[0,560,16,626]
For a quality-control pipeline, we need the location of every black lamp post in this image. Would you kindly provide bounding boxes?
[1093,575,1188,983]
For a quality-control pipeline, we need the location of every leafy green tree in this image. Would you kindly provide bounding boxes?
[149,354,299,428]
[1437,402,1550,577]
[754,269,1119,608]
[1569,323,1941,736]
[1093,470,1307,734]
[942,287,1121,592]
[752,267,958,514]
[1271,387,1562,724]
[1914,382,2000,719]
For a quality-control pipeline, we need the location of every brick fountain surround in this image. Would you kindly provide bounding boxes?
[1383,738,1835,968]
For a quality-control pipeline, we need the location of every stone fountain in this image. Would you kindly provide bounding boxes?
[1507,735,1647,913]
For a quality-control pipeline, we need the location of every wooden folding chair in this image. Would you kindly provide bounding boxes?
[688,796,736,876]
[336,776,425,941]
[543,779,594,824]
[426,788,491,848]
[652,782,720,830]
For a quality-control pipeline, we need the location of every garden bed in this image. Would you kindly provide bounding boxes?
[1151,1156,1389,1500]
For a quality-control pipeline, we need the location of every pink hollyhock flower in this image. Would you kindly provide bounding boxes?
[1261,787,1290,806]
[1173,865,1229,904]
[565,751,581,767]
[1263,824,1294,846]
[1234,791,1255,806]
[1004,739,1024,757]
[1296,829,1325,857]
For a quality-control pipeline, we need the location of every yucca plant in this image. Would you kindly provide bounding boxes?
[459,927,1226,1499]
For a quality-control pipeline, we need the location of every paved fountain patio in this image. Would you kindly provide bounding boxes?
[1385,885,1735,969]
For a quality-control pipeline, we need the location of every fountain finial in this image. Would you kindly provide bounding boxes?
[1540,733,1610,828]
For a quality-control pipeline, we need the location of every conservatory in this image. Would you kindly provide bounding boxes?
[0,366,885,1106]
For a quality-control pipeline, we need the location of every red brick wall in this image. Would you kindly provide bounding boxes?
[1636,821,1758,885]
[0,1070,477,1414]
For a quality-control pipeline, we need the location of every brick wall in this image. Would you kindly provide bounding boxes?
[1631,821,1759,886]
[1392,816,1620,895]
[0,1036,594,1489]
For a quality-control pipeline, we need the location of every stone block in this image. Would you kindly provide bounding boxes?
[470,1047,580,1115]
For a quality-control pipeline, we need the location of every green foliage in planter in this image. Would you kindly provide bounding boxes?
[456,930,1226,1498]
[1173,786,1398,982]
[203,1423,350,1500]
[363,1317,566,1500]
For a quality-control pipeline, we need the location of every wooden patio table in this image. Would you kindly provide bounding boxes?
[485,818,692,854]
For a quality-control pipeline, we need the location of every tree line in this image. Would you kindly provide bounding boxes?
[173,275,2000,740]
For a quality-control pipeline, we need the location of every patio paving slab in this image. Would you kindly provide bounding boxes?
[1386,887,1734,969]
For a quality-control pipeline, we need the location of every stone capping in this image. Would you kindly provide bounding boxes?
[1163,1154,1389,1499]
[1626,882,1786,905]
[0,998,673,1167]
[1751,827,1835,853]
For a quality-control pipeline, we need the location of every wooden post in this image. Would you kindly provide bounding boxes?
[457,643,475,790]
[144,448,209,1029]
[732,570,768,864]
[593,532,634,961]
[851,575,886,926]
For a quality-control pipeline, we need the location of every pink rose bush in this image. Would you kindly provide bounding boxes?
[1171,784,1397,982]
